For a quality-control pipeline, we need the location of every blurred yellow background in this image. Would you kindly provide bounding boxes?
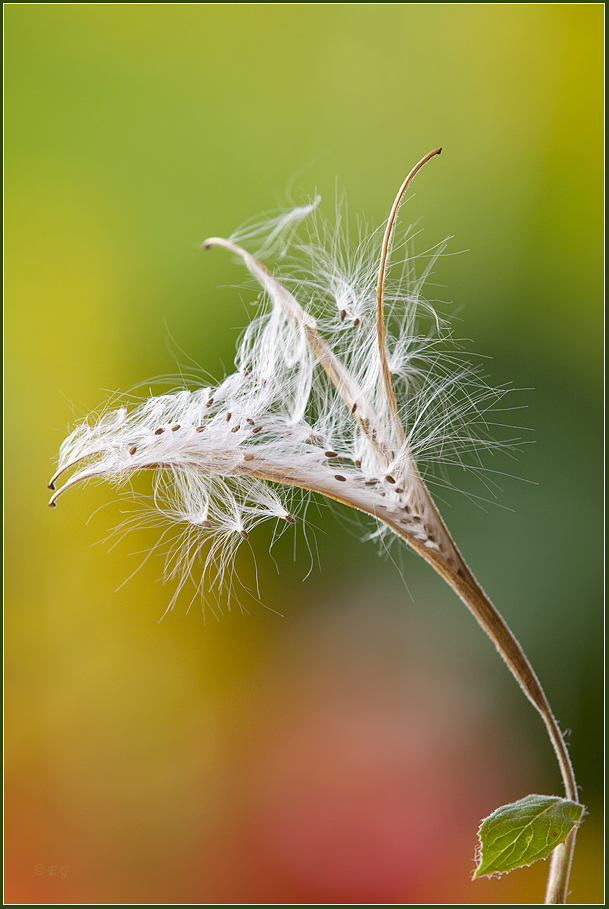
[5,5,603,903]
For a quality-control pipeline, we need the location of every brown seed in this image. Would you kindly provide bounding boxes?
[339,309,346,322]
[239,529,249,540]
[353,317,360,327]
[354,459,361,468]
[171,424,180,431]
[385,475,396,484]
[196,426,206,433]
[201,520,212,529]
[334,475,346,482]
[324,450,338,458]
[252,426,262,434]
[226,412,232,422]
[364,478,378,486]
[154,428,164,435]
[206,397,214,407]
[129,446,137,455]
[246,418,255,425]
[285,515,296,524]
[351,402,357,414]
[243,453,254,461]
[231,425,240,432]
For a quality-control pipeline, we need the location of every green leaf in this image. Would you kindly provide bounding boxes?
[473,794,584,879]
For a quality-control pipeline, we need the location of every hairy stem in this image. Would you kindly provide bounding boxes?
[408,537,578,807]
[545,830,578,904]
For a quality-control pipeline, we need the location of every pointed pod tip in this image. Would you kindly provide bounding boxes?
[202,237,224,251]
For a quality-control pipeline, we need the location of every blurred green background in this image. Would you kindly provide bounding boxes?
[5,4,603,903]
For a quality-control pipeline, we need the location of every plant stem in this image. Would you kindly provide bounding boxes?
[391,528,579,905]
[545,830,578,904]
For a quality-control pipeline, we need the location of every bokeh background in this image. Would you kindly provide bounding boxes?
[5,5,603,904]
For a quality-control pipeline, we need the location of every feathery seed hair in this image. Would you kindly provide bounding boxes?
[49,149,517,612]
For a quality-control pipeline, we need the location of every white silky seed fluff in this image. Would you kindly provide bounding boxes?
[49,188,519,611]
